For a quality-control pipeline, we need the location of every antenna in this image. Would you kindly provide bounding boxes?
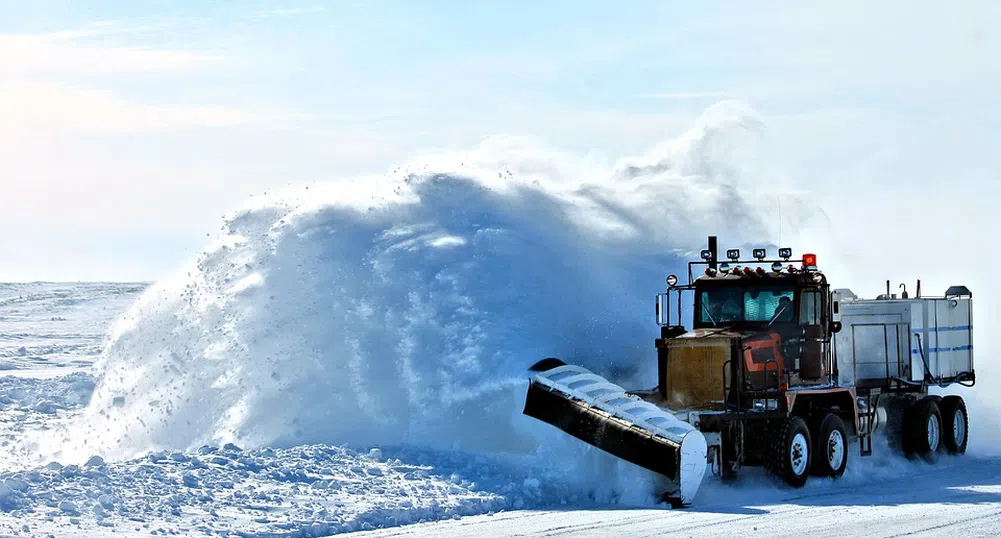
[778,195,783,248]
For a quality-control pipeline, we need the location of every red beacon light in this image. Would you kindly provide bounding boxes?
[802,253,818,270]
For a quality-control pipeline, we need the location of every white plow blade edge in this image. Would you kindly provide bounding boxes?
[526,364,708,505]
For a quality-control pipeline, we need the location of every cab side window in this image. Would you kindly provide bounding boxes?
[800,290,821,325]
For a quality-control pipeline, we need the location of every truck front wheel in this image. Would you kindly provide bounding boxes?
[767,416,811,488]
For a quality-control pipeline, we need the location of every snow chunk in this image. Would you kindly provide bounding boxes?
[182,472,199,488]
[4,478,28,492]
[32,400,59,414]
[428,235,467,248]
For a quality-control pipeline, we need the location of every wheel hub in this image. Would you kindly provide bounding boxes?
[790,432,808,475]
[954,408,966,446]
[827,429,845,468]
[928,413,941,452]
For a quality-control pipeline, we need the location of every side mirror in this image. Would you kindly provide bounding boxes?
[829,321,843,334]
[830,292,842,323]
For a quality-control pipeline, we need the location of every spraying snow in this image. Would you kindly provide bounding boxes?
[53,103,807,479]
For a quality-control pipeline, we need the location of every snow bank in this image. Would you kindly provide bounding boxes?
[51,102,809,491]
[0,443,566,536]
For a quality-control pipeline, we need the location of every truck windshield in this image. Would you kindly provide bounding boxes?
[699,285,796,325]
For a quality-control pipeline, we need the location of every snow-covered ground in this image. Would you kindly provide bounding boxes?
[0,283,595,537]
[349,457,1001,538]
[0,283,144,373]
[3,311,1000,538]
[2,105,1000,536]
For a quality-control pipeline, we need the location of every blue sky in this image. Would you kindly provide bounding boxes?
[0,1,999,281]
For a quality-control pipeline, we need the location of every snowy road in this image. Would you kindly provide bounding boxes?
[349,457,1001,538]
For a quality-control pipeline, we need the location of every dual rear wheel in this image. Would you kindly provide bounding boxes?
[903,395,968,458]
[766,394,967,487]
[767,413,848,488]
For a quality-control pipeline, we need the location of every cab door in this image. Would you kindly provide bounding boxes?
[799,289,827,380]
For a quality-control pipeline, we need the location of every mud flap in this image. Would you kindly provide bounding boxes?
[523,363,708,506]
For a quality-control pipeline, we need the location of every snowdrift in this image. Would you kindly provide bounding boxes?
[61,102,810,475]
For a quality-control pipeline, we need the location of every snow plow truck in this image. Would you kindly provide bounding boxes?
[523,236,974,507]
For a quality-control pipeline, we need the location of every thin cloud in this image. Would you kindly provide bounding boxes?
[0,32,222,75]
[0,83,263,134]
[641,91,730,100]
[248,6,329,19]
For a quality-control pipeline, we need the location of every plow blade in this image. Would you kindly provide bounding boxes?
[523,361,708,506]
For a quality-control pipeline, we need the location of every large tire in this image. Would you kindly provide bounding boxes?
[810,413,848,478]
[902,397,942,460]
[766,416,811,488]
[940,395,969,455]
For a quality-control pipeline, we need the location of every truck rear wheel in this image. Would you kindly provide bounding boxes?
[903,397,942,460]
[940,395,968,455]
[766,416,811,488]
[811,413,848,478]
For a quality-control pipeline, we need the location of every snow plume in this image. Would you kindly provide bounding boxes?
[54,102,801,481]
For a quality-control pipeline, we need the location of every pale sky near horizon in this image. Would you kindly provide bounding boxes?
[1,1,999,283]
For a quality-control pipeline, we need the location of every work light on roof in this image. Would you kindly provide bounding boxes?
[700,249,713,261]
[753,248,766,260]
[726,249,740,261]
[667,274,678,287]
[719,262,731,274]
[771,261,783,273]
[778,248,792,260]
